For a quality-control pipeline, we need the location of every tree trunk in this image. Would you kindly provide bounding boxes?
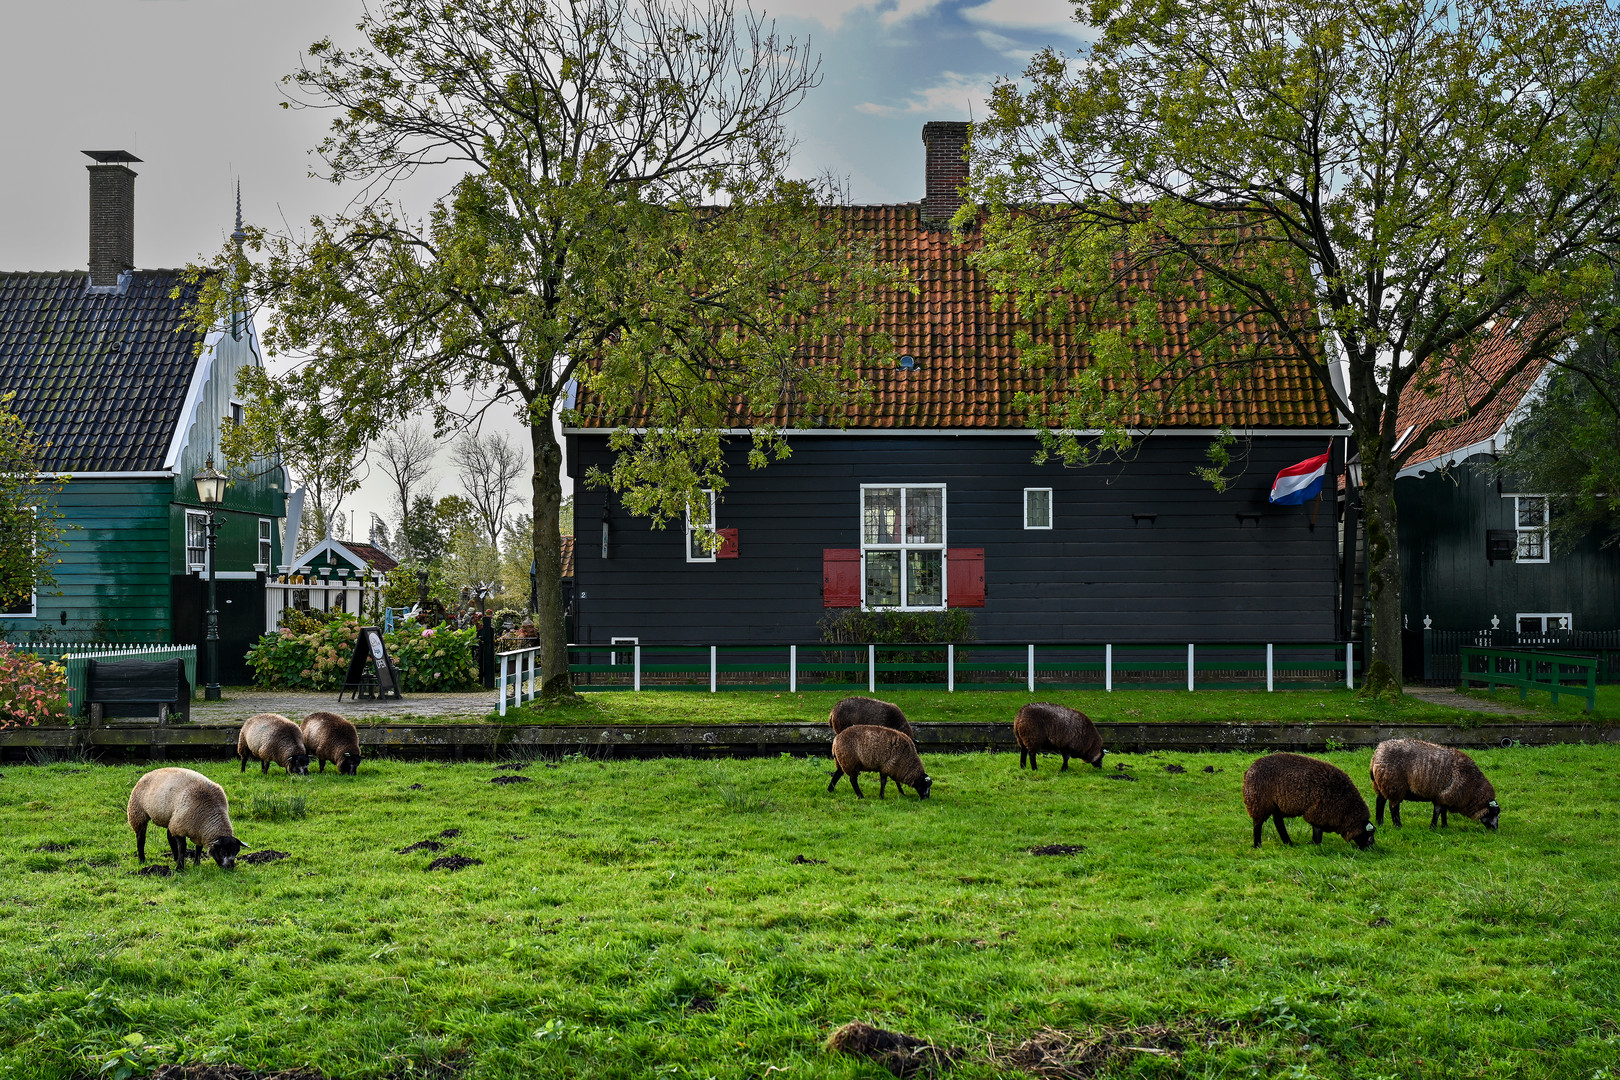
[1358,447,1404,697]
[529,417,577,700]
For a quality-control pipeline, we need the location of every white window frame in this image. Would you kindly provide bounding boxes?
[229,399,245,427]
[257,517,273,571]
[610,636,639,666]
[1,507,38,618]
[1024,487,1053,530]
[1516,613,1572,634]
[185,509,210,573]
[859,483,948,611]
[685,489,716,563]
[1507,494,1550,564]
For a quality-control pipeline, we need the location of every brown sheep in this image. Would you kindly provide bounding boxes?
[1013,703,1104,771]
[127,767,245,870]
[829,725,932,800]
[238,713,310,775]
[1370,739,1500,830]
[301,711,362,775]
[828,696,917,744]
[1242,753,1375,850]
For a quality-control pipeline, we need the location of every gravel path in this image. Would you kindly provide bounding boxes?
[1402,686,1532,716]
[186,690,498,724]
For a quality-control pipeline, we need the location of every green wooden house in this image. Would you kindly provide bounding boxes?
[0,153,287,679]
[1395,320,1620,643]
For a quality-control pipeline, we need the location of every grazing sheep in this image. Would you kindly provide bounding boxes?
[1242,753,1375,850]
[238,713,311,775]
[1013,703,1105,771]
[1370,739,1500,831]
[301,711,362,775]
[829,725,932,800]
[127,767,245,870]
[827,696,917,744]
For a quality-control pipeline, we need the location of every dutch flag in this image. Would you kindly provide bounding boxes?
[1269,452,1331,505]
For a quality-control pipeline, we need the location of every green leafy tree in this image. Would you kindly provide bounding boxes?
[1496,326,1620,552]
[0,392,65,617]
[189,0,899,700]
[400,494,452,566]
[967,0,1620,693]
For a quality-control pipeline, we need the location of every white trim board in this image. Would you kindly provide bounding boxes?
[164,329,222,472]
[565,426,1350,437]
[34,471,175,480]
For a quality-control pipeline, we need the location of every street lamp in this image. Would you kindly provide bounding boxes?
[192,456,228,701]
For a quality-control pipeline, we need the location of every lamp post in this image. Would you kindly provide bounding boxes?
[192,457,228,701]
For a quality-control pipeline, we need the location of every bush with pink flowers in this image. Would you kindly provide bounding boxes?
[0,642,71,727]
[246,612,478,692]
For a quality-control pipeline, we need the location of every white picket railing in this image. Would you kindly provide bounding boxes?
[496,646,544,715]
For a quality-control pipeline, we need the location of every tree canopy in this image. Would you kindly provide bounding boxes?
[0,393,65,618]
[967,0,1620,690]
[192,0,902,698]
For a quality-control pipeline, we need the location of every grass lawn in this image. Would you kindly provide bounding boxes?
[2,744,1617,1079]
[494,688,1500,727]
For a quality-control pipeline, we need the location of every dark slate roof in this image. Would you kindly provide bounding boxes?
[0,270,207,472]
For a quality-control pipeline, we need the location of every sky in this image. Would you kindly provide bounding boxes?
[0,0,1089,544]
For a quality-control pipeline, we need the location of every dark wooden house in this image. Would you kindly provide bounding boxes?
[0,154,286,678]
[565,123,1349,647]
[1395,320,1620,638]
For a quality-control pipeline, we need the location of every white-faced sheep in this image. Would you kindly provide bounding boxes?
[1013,703,1105,771]
[829,725,932,800]
[238,713,311,775]
[1242,753,1375,849]
[301,711,362,774]
[127,767,245,870]
[828,696,917,743]
[1370,739,1500,830]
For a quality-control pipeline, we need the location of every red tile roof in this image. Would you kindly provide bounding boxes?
[560,535,575,578]
[1396,318,1551,470]
[572,205,1339,430]
[343,541,400,573]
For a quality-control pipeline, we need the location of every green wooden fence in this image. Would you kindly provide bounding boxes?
[1459,647,1598,713]
[47,645,199,717]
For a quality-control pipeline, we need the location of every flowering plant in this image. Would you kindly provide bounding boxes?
[0,642,71,727]
[246,613,479,692]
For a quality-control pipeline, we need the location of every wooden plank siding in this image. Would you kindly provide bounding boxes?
[1398,459,1620,631]
[1,478,172,640]
[570,433,1342,645]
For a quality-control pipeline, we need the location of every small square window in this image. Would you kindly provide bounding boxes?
[185,511,209,572]
[230,401,245,427]
[1510,495,1549,563]
[1024,488,1053,530]
[258,518,274,569]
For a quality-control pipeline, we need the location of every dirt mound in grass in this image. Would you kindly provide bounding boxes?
[685,995,718,1014]
[150,1067,326,1080]
[439,828,462,838]
[399,840,445,854]
[35,842,69,852]
[493,762,529,771]
[790,854,827,865]
[1029,844,1086,856]
[130,865,172,877]
[427,855,483,871]
[989,1022,1238,1078]
[240,850,289,865]
[1105,774,1137,782]
[489,775,532,785]
[408,784,425,790]
[827,1021,962,1077]
[1164,764,1187,774]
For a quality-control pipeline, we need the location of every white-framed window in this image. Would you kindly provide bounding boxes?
[685,489,716,563]
[230,400,245,427]
[185,510,209,572]
[257,518,273,570]
[1,507,38,617]
[1517,613,1572,634]
[1024,487,1053,530]
[861,484,946,609]
[1511,495,1549,563]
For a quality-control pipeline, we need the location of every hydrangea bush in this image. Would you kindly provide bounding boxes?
[246,613,479,692]
[0,642,71,727]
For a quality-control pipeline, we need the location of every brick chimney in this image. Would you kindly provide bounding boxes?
[921,121,969,227]
[84,150,141,287]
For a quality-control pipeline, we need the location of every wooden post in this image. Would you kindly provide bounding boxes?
[789,645,797,694]
[1266,643,1274,692]
[710,646,717,693]
[498,654,508,716]
[1027,645,1035,693]
[1187,644,1195,691]
[634,645,642,692]
[947,644,955,693]
[868,645,875,693]
[1105,644,1113,692]
[1346,641,1354,689]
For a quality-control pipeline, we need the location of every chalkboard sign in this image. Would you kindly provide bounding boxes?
[341,626,403,701]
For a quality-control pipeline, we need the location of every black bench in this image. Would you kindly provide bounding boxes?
[87,658,191,726]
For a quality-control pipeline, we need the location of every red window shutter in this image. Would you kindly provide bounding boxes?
[822,548,861,607]
[717,528,739,559]
[947,548,985,607]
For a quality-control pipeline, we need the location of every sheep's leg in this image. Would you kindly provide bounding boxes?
[879,775,888,799]
[828,767,843,793]
[1252,816,1264,848]
[1375,794,1387,825]
[168,831,186,871]
[134,821,147,863]
[239,753,248,773]
[1028,750,1038,771]
[261,758,270,775]
[848,773,865,799]
[1391,801,1402,828]
[1311,826,1324,845]
[1272,812,1294,846]
[1019,747,1028,769]
[1439,806,1449,827]
[319,758,327,772]
[1060,754,1070,772]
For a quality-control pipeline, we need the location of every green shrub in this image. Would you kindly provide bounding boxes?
[247,613,480,693]
[817,609,975,645]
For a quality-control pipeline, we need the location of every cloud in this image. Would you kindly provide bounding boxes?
[960,0,1087,37]
[766,0,946,29]
[853,70,996,117]
[974,28,1035,60]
